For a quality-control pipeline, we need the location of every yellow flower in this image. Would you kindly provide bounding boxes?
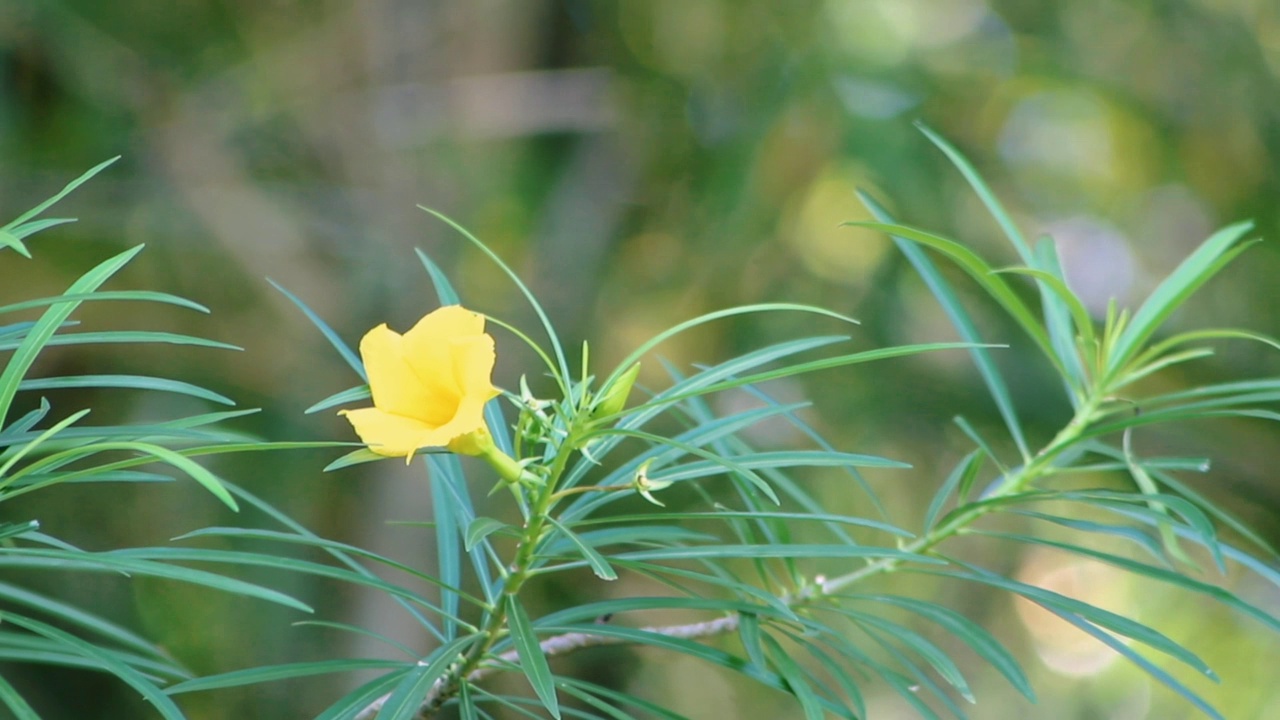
[340,305,500,460]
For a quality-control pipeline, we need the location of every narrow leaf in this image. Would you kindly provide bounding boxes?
[1107,222,1256,376]
[0,245,144,427]
[4,613,185,720]
[762,633,824,720]
[270,278,365,380]
[506,596,561,718]
[546,517,617,581]
[859,191,1030,459]
[465,517,512,552]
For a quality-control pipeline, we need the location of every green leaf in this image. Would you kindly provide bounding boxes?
[612,544,942,563]
[0,673,39,720]
[734,377,889,521]
[226,483,448,640]
[1141,461,1277,556]
[795,637,867,718]
[465,517,512,552]
[432,454,499,605]
[662,343,982,419]
[1010,511,1172,566]
[993,530,1276,632]
[415,247,462,305]
[576,400,811,498]
[915,123,1031,261]
[944,560,1223,676]
[588,426,782,505]
[0,521,40,540]
[952,416,1009,476]
[166,659,405,693]
[314,669,410,720]
[1137,328,1280,367]
[6,440,238,511]
[174,527,482,607]
[650,450,910,484]
[5,218,75,242]
[1106,222,1257,378]
[0,330,240,352]
[558,683,637,720]
[458,679,480,720]
[323,447,384,471]
[18,374,234,405]
[0,230,30,257]
[291,620,418,658]
[856,593,1033,701]
[1123,438,1199,567]
[995,260,1092,394]
[431,454,466,640]
[848,219,1063,380]
[1032,237,1093,385]
[762,633,824,720]
[378,635,479,720]
[556,677,693,720]
[3,157,119,231]
[269,278,365,381]
[539,623,794,700]
[923,450,983,531]
[506,595,561,718]
[0,408,91,481]
[306,385,371,414]
[546,517,617,580]
[0,245,143,427]
[0,398,50,440]
[831,606,974,707]
[0,290,208,316]
[736,612,770,672]
[565,336,845,491]
[858,191,1030,459]
[917,124,1094,397]
[569,510,911,538]
[0,548,311,612]
[0,580,176,662]
[1046,603,1224,719]
[541,525,719,556]
[600,304,858,395]
[4,613,185,720]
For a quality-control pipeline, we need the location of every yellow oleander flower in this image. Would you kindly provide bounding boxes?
[341,305,500,461]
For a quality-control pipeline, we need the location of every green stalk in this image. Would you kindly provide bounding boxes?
[417,415,586,716]
[814,391,1107,598]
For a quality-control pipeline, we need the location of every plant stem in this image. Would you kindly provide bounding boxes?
[814,392,1106,598]
[379,420,585,720]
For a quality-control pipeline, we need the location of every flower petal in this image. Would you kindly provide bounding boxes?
[359,324,436,421]
[449,334,500,403]
[401,307,488,418]
[406,305,486,339]
[432,397,491,450]
[340,407,438,458]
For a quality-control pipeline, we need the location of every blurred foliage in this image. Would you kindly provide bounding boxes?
[2,0,1279,718]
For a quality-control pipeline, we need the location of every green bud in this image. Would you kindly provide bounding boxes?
[593,362,641,420]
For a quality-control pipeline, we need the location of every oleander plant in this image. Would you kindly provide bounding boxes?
[3,129,1278,719]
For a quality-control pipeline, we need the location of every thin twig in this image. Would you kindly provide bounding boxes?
[353,615,740,719]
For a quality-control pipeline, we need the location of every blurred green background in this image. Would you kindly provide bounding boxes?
[3,0,1280,718]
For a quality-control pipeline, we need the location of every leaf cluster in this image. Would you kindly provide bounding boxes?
[0,162,319,718]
